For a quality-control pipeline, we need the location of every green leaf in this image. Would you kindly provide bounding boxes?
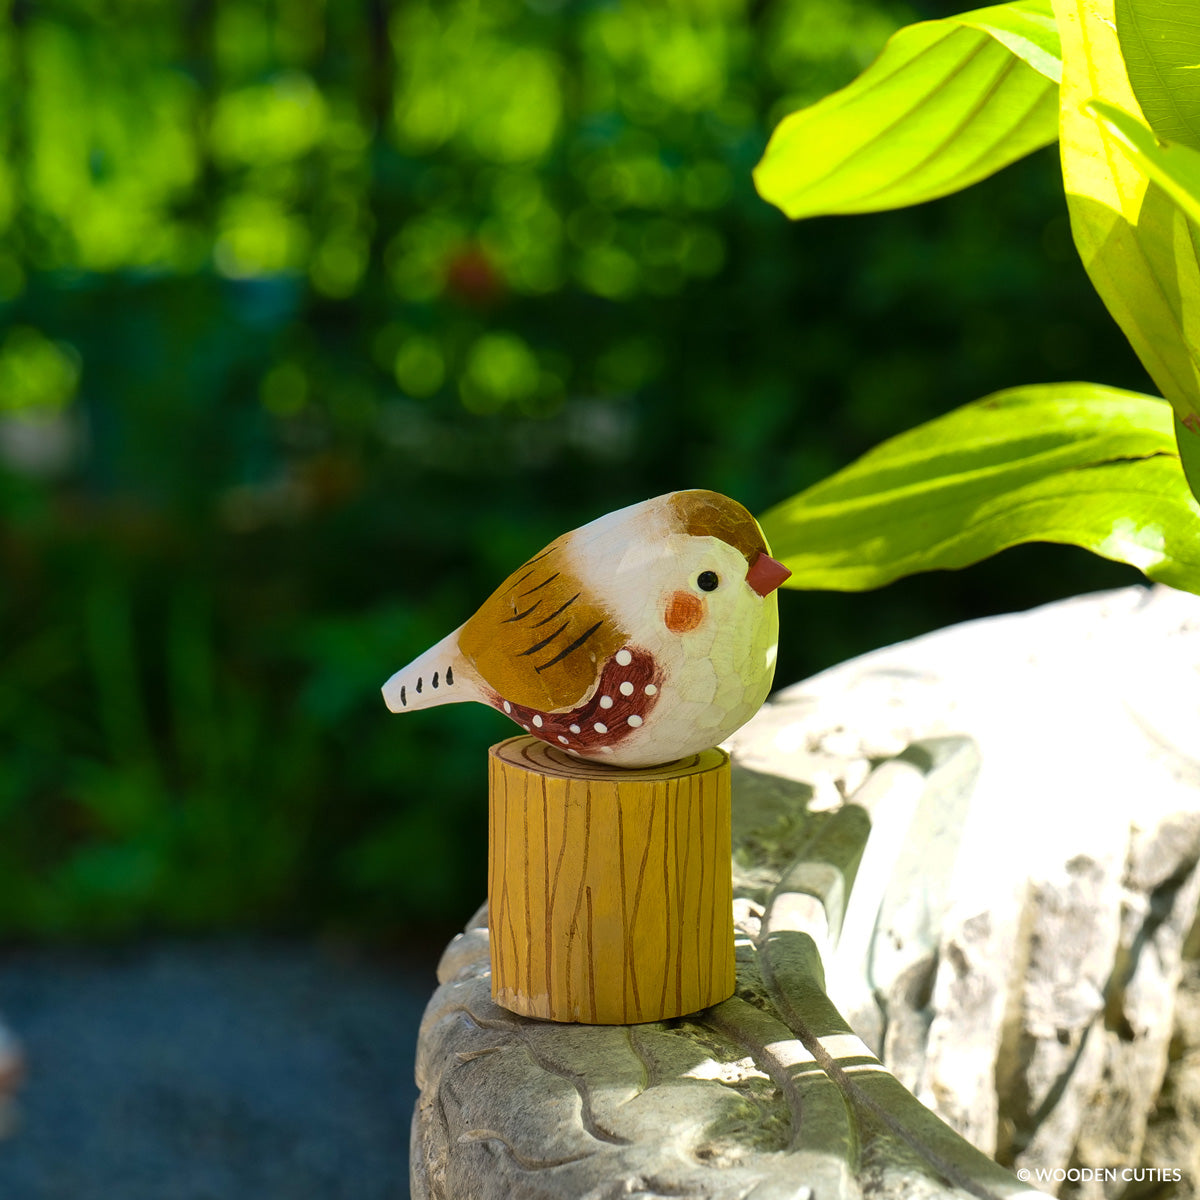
[759,383,1200,594]
[1177,411,1200,506]
[1054,0,1200,434]
[754,1,1061,220]
[1115,0,1200,152]
[1086,99,1200,225]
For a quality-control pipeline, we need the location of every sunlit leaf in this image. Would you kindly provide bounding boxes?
[759,384,1200,594]
[1114,0,1200,152]
[1053,0,1200,434]
[1177,412,1200,507]
[754,0,1061,219]
[1086,100,1200,226]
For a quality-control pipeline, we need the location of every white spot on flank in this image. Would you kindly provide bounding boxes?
[569,724,581,734]
[558,735,569,744]
[566,748,580,756]
[594,722,608,734]
[522,724,531,732]
[615,649,632,666]
[619,681,634,696]
[599,695,613,709]
[503,701,512,713]
[600,746,613,753]
[644,684,658,696]
[532,715,543,728]
[628,714,643,727]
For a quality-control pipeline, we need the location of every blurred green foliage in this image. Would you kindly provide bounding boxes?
[0,0,1147,940]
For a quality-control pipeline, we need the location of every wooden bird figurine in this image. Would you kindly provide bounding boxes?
[381,490,791,767]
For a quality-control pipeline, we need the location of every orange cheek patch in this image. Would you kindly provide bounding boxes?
[664,590,704,634]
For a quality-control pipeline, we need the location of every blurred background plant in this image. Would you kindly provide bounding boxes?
[0,0,1153,943]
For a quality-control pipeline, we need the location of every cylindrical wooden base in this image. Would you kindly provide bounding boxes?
[487,736,735,1024]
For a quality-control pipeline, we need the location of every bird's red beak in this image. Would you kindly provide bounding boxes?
[746,551,791,597]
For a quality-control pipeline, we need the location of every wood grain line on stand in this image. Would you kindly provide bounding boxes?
[585,886,596,1022]
[617,798,630,1024]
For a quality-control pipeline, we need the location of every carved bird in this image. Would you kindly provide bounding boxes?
[381,490,791,767]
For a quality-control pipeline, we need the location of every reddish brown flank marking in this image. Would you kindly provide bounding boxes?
[490,647,663,754]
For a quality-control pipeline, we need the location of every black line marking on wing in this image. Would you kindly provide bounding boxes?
[446,665,454,686]
[432,671,439,688]
[400,686,407,707]
[508,547,556,591]
[416,677,423,694]
[533,593,579,627]
[503,599,542,623]
[536,621,603,673]
[519,621,569,658]
[518,572,560,598]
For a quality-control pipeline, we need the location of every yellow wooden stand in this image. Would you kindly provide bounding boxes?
[487,735,735,1024]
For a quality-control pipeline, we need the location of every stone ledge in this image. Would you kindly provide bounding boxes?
[413,585,1200,1199]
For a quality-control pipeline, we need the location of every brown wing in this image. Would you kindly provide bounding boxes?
[458,538,626,713]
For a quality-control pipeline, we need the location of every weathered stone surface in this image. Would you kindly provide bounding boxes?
[414,585,1200,1199]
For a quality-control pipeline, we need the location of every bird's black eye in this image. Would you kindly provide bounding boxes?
[697,570,719,592]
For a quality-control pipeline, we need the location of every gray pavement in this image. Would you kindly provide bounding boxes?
[0,940,434,1199]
